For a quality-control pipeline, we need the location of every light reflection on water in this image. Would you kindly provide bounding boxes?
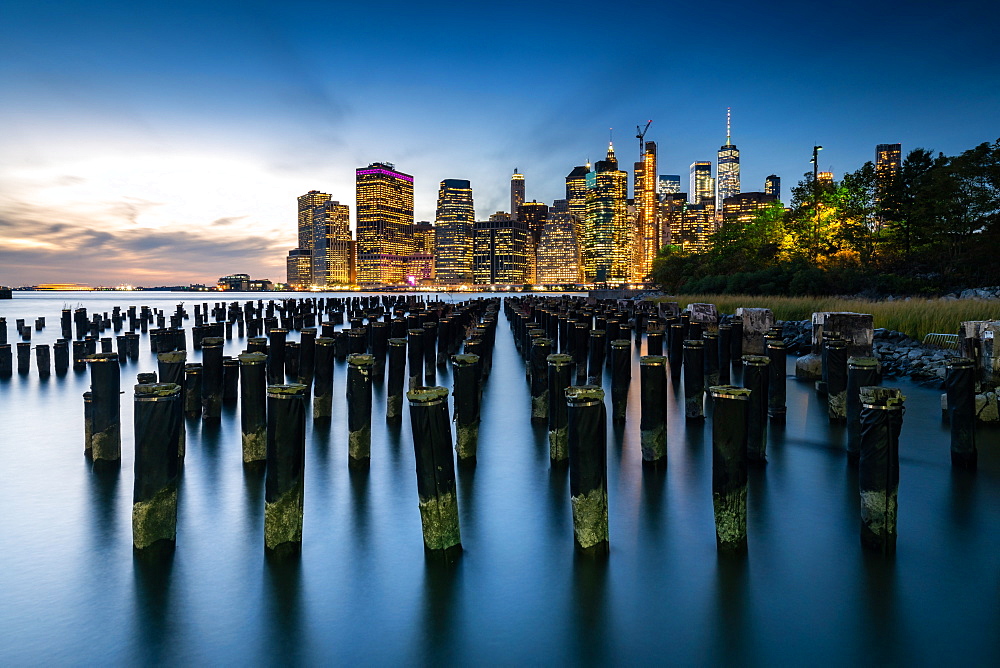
[0,292,998,664]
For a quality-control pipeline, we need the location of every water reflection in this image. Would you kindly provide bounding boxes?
[859,551,899,664]
[712,554,752,663]
[571,552,609,665]
[131,547,175,665]
[349,466,371,554]
[87,465,120,550]
[262,553,304,664]
[420,557,462,664]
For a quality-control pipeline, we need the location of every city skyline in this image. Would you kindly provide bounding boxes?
[1,0,996,285]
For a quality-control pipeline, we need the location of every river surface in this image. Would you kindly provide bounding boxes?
[1,292,998,665]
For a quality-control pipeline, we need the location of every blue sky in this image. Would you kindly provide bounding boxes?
[1,0,997,285]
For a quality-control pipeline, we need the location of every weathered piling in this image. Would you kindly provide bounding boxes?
[710,385,751,552]
[132,383,181,551]
[742,355,769,463]
[407,386,462,555]
[369,322,387,382]
[640,356,668,467]
[587,329,606,385]
[267,328,287,385]
[16,342,30,374]
[88,353,122,467]
[126,332,139,361]
[573,322,589,383]
[223,356,239,402]
[265,383,307,555]
[766,340,787,422]
[846,357,880,464]
[347,353,374,469]
[452,354,481,463]
[386,337,406,422]
[407,328,424,390]
[729,319,743,360]
[669,323,684,380]
[946,358,977,468]
[547,353,574,465]
[422,321,437,385]
[704,332,720,388]
[610,339,631,423]
[826,338,848,422]
[137,372,157,385]
[239,352,268,464]
[683,340,705,420]
[53,340,68,375]
[284,341,300,381]
[72,340,88,372]
[34,344,50,378]
[183,363,203,419]
[719,324,740,385]
[647,330,664,357]
[0,343,10,378]
[201,336,224,420]
[310,336,334,420]
[531,337,553,422]
[735,307,773,355]
[566,385,609,555]
[859,386,904,554]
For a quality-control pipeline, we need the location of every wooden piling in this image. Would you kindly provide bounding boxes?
[640,356,668,467]
[132,383,181,551]
[766,340,787,422]
[452,354,481,463]
[265,383,307,555]
[87,353,121,467]
[239,352,268,464]
[709,386,750,552]
[846,357,880,464]
[683,340,705,420]
[386,338,406,422]
[859,386,904,554]
[547,353,574,465]
[531,337,553,422]
[312,337,334,420]
[742,355,770,463]
[347,353,374,468]
[566,385,609,555]
[201,336,224,420]
[407,386,461,555]
[945,358,977,469]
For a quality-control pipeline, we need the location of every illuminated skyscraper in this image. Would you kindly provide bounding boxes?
[659,193,687,247]
[355,162,414,285]
[716,108,740,213]
[517,200,549,283]
[536,200,581,284]
[473,212,528,284]
[510,169,525,222]
[764,175,780,200]
[689,161,714,206]
[722,192,778,225]
[565,165,590,221]
[658,175,681,196]
[313,200,354,285]
[286,249,312,288]
[818,171,833,184]
[433,179,475,284]
[875,143,902,207]
[633,140,658,281]
[583,143,629,283]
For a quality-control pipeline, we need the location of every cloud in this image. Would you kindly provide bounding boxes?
[0,199,284,286]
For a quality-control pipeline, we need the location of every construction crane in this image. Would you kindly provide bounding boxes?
[636,120,652,158]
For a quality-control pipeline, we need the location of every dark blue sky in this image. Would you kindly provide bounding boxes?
[1,0,997,284]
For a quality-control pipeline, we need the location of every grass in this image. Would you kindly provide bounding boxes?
[659,294,1000,341]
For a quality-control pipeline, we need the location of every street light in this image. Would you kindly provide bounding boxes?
[810,145,824,258]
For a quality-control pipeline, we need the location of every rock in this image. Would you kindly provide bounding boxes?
[795,353,823,380]
[978,392,999,422]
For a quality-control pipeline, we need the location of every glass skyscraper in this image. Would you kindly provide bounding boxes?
[433,179,475,284]
[716,109,740,213]
[584,143,629,283]
[355,162,414,285]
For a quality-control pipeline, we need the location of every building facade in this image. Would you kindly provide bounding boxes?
[355,163,414,284]
[433,179,475,284]
[473,212,529,284]
[536,200,581,284]
[722,192,779,225]
[633,140,658,282]
[875,143,902,207]
[510,169,525,221]
[658,175,681,196]
[764,174,781,200]
[689,161,714,206]
[286,249,312,288]
[583,143,630,283]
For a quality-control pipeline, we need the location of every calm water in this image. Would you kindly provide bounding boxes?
[1,292,998,665]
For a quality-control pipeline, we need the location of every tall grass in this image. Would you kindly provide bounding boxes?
[661,294,1000,341]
